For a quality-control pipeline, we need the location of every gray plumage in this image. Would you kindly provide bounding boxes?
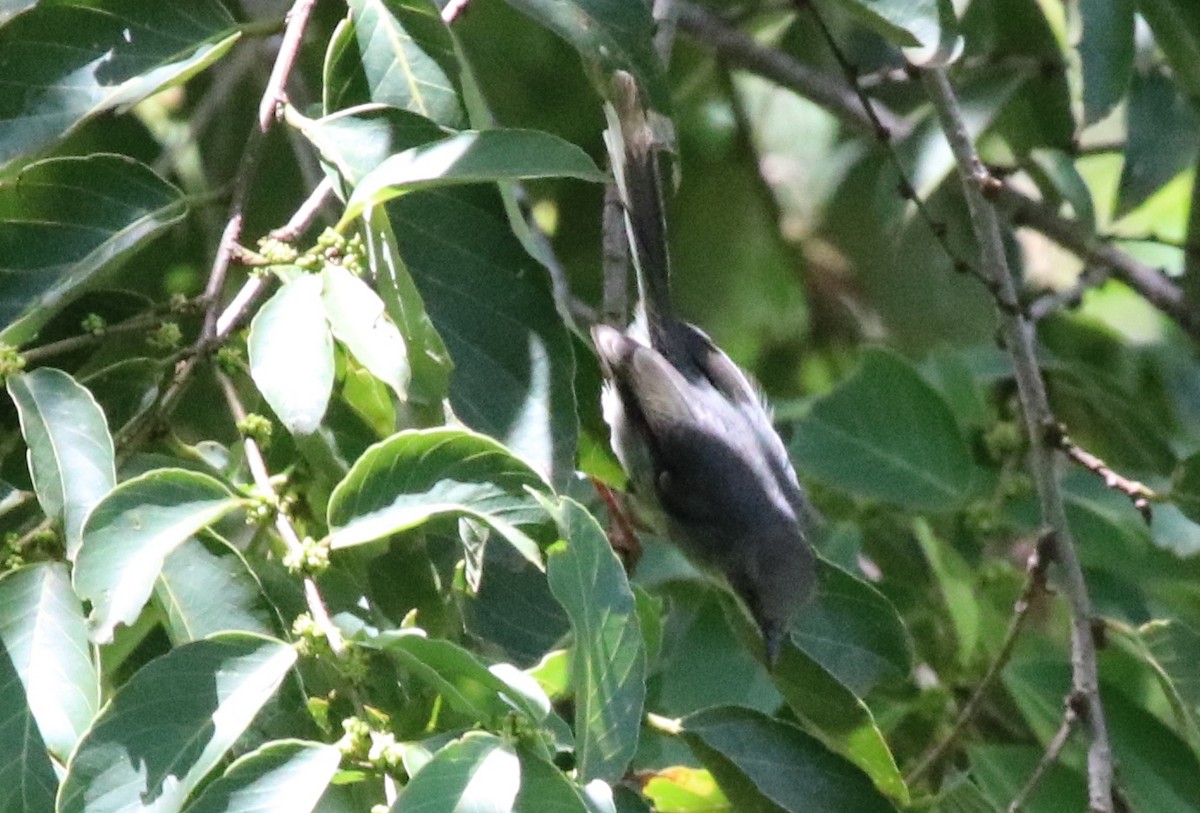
[593,71,817,662]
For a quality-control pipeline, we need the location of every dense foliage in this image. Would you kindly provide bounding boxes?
[2,0,1200,811]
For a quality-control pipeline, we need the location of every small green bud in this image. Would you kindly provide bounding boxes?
[0,343,27,381]
[215,345,244,375]
[984,421,1024,461]
[81,313,107,336]
[236,413,273,449]
[147,321,183,351]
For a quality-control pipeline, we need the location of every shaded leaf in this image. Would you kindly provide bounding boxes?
[362,628,550,723]
[1172,451,1200,525]
[392,733,519,813]
[339,128,605,226]
[546,499,645,785]
[7,367,114,558]
[0,155,187,344]
[0,636,56,813]
[829,0,955,52]
[328,427,550,565]
[385,185,579,485]
[186,740,342,813]
[513,746,593,813]
[328,0,465,125]
[1131,619,1200,749]
[0,0,240,170]
[1137,0,1200,101]
[967,745,1084,813]
[914,518,981,666]
[58,633,296,813]
[1079,0,1135,124]
[789,349,974,510]
[248,273,336,436]
[498,0,668,109]
[322,263,410,400]
[155,535,277,644]
[1117,70,1200,216]
[0,563,98,762]
[74,468,244,644]
[681,706,897,813]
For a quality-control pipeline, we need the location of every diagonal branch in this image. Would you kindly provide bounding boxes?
[923,66,1114,813]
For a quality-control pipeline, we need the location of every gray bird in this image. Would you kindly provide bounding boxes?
[592,72,818,663]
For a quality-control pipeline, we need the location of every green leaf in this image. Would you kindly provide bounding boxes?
[1130,620,1200,750]
[1079,0,1135,124]
[0,636,56,813]
[74,468,244,644]
[513,746,593,813]
[1176,452,1200,526]
[498,0,668,110]
[155,535,277,644]
[914,518,981,667]
[788,349,974,510]
[0,0,240,170]
[643,767,731,813]
[790,557,913,697]
[0,563,99,762]
[58,633,296,813]
[248,274,336,436]
[322,263,410,400]
[385,185,579,485]
[327,427,550,565]
[0,155,187,345]
[185,740,342,813]
[392,733,519,812]
[7,367,115,558]
[339,128,605,226]
[1136,0,1200,101]
[967,745,1084,813]
[327,0,465,126]
[545,499,645,785]
[362,629,550,723]
[1116,70,1200,216]
[826,0,950,50]
[680,706,898,813]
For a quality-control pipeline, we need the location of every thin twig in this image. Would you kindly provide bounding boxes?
[215,369,345,656]
[1047,424,1156,522]
[271,175,335,241]
[923,66,1114,812]
[1026,265,1109,322]
[674,1,909,139]
[996,183,1200,340]
[906,535,1052,783]
[1006,696,1083,813]
[21,298,202,364]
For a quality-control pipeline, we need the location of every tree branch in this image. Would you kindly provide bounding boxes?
[923,66,1114,812]
[1006,696,1083,813]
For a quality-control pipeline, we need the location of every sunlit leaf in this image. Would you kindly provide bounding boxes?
[58,633,297,813]
[392,733,519,813]
[0,636,56,813]
[155,536,277,644]
[74,468,244,644]
[322,263,410,400]
[186,740,341,813]
[7,367,114,558]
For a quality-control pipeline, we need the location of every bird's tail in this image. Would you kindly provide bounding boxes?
[602,70,674,333]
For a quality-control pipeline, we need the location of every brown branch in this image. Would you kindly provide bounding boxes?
[270,175,335,242]
[923,66,1114,812]
[906,534,1052,783]
[1006,695,1083,813]
[1046,423,1156,523]
[21,298,202,364]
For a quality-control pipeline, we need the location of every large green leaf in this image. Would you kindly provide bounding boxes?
[1079,0,1135,124]
[680,706,897,813]
[248,273,336,436]
[58,633,296,813]
[1130,620,1200,750]
[0,155,187,344]
[155,536,277,644]
[185,740,341,813]
[7,367,115,558]
[391,733,519,812]
[1116,70,1200,216]
[0,563,98,762]
[385,185,579,485]
[1137,0,1200,101]
[545,499,645,785]
[362,628,551,724]
[914,518,981,667]
[327,427,550,564]
[0,0,240,170]
[512,746,592,813]
[322,263,410,401]
[967,744,1085,813]
[74,468,245,644]
[790,557,913,698]
[0,636,56,813]
[788,349,975,510]
[327,0,465,125]
[498,0,668,109]
[826,0,956,53]
[339,128,605,226]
